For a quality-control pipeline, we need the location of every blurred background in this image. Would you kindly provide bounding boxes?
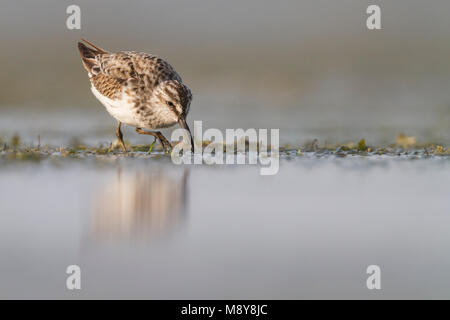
[1,1,450,300]
[1,0,450,146]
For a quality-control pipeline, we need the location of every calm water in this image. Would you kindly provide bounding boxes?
[0,156,449,299]
[1,0,450,300]
[0,83,449,299]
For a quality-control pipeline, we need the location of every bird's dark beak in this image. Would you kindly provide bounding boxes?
[178,116,194,152]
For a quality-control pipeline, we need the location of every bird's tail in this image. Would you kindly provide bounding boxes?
[77,39,108,74]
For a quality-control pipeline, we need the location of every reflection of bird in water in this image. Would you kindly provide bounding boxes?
[92,168,189,241]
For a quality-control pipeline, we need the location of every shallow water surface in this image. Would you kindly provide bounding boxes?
[2,0,450,300]
[0,157,449,299]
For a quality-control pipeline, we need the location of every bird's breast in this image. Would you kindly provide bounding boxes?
[91,85,141,127]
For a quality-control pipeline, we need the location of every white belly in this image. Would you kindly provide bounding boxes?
[91,85,141,127]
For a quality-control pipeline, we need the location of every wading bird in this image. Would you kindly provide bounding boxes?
[78,39,194,153]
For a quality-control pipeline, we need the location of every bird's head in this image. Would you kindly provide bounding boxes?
[151,80,194,151]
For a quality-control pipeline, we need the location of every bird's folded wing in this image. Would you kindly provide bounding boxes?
[97,52,181,84]
[92,52,182,100]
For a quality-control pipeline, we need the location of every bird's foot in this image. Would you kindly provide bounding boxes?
[111,139,127,154]
[136,128,172,154]
[156,135,172,154]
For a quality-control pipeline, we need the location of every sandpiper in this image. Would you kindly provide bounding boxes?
[77,39,194,153]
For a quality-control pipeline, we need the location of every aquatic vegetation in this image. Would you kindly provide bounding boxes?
[147,140,156,154]
[396,133,416,148]
[11,134,20,149]
[357,139,368,151]
[0,132,448,167]
[432,145,447,155]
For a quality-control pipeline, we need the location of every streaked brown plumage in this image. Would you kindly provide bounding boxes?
[77,39,193,152]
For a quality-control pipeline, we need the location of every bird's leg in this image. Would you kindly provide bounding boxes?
[135,128,172,153]
[115,121,127,153]
[154,131,172,152]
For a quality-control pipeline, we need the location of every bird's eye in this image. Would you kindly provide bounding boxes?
[167,101,174,107]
